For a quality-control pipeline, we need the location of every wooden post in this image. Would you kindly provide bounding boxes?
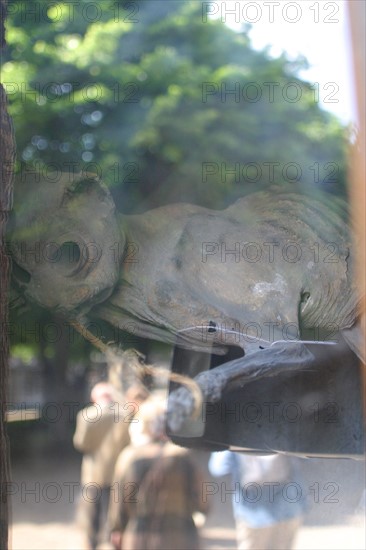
[0,0,16,547]
[347,3,366,418]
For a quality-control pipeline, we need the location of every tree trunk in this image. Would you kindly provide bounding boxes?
[0,0,16,547]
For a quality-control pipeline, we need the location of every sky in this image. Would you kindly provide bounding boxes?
[212,0,356,124]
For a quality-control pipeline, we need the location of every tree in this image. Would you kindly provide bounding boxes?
[2,0,349,215]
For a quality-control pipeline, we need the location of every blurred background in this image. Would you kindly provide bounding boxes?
[1,0,365,548]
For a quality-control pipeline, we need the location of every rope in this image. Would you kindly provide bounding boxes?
[68,318,203,419]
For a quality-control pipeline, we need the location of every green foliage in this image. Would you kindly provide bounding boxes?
[4,0,350,364]
[3,0,349,215]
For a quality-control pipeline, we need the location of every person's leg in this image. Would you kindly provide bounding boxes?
[96,486,112,547]
[235,518,302,550]
[77,497,99,550]
[79,484,108,550]
[270,516,302,550]
[235,519,274,550]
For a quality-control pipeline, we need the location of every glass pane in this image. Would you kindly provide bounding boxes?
[4,1,364,549]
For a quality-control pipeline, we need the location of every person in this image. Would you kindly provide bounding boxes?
[209,451,306,550]
[108,397,209,550]
[73,381,149,550]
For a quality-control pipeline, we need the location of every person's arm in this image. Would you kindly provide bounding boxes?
[208,450,233,477]
[73,406,114,453]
